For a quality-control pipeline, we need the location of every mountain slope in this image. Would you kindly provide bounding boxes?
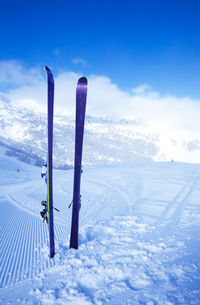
[1,100,200,167]
[0,145,200,304]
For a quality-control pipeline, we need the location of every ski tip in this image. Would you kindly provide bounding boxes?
[77,77,87,86]
[44,65,52,73]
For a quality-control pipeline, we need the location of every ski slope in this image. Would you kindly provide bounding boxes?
[0,146,200,304]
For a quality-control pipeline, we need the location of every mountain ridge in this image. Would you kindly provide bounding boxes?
[0,100,200,167]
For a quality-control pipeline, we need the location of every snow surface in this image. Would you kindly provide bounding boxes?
[0,146,200,304]
[2,100,200,167]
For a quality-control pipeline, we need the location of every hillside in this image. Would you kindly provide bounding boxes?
[0,145,200,304]
[1,100,200,168]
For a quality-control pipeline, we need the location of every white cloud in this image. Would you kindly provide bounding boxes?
[53,49,60,56]
[0,60,200,132]
[132,84,151,95]
[128,94,200,131]
[87,75,131,118]
[0,60,43,88]
[0,92,11,103]
[72,57,87,66]
[54,71,81,114]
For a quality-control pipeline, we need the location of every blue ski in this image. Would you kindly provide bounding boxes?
[70,77,88,249]
[45,66,55,258]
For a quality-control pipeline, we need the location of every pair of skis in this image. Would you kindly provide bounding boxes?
[44,66,87,258]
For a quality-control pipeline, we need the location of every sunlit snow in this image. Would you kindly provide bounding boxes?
[0,144,200,304]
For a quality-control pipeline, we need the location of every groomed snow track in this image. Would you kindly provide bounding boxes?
[0,158,200,301]
[0,196,66,288]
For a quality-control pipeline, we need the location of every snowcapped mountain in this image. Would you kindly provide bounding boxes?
[1,101,200,305]
[0,100,200,168]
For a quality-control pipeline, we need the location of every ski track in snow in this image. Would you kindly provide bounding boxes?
[0,196,67,288]
[3,166,141,289]
[0,158,200,304]
[154,176,199,230]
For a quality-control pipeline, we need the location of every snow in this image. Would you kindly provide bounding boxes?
[0,147,200,304]
[2,100,200,167]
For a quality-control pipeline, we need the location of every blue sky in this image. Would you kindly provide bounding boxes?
[1,0,200,132]
[1,0,200,98]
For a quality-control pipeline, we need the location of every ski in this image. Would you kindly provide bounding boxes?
[70,77,88,249]
[45,66,55,258]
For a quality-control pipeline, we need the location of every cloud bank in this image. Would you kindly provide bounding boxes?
[0,60,200,131]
